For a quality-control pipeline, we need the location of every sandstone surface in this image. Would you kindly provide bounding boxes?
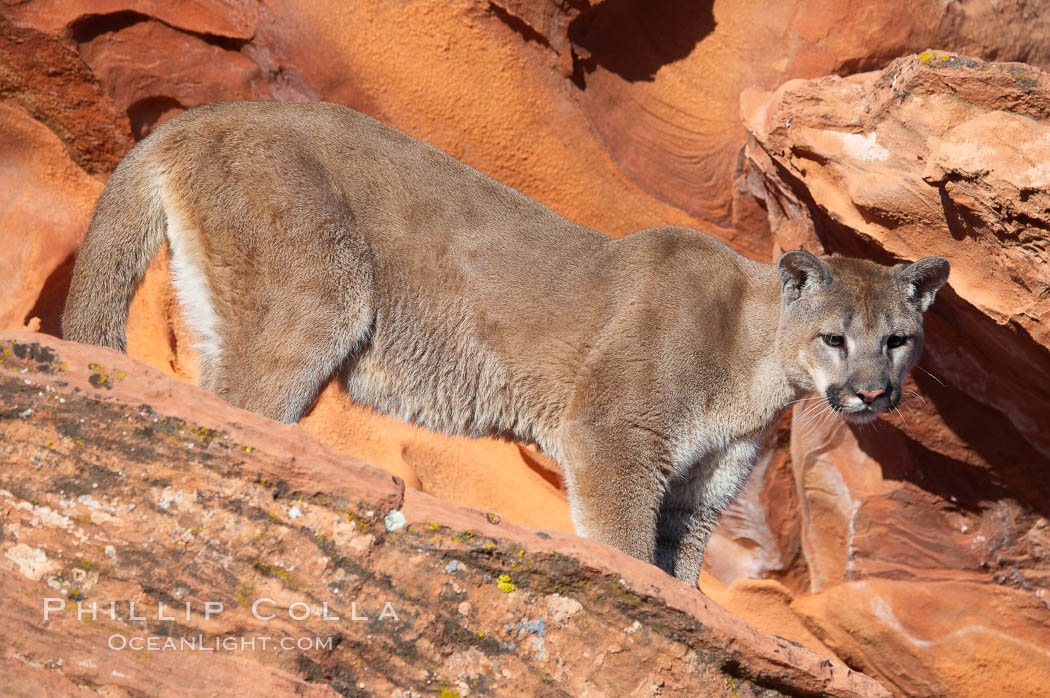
[0,331,888,697]
[0,102,103,336]
[735,51,1050,697]
[3,0,1050,693]
[5,0,1050,551]
[10,0,1050,569]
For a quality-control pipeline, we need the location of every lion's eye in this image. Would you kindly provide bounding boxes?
[887,334,909,349]
[821,334,844,348]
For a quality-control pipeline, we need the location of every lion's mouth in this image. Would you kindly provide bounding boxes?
[830,396,897,423]
[840,407,882,423]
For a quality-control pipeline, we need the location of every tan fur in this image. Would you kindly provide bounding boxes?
[63,101,949,584]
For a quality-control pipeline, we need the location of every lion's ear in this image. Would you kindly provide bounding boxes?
[897,257,950,311]
[777,250,831,304]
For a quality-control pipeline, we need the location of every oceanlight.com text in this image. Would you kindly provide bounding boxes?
[107,634,336,652]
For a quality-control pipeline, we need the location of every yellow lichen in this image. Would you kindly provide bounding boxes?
[255,561,292,583]
[235,582,254,607]
[497,574,515,593]
[88,363,108,384]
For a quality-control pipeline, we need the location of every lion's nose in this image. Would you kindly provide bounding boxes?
[857,388,886,404]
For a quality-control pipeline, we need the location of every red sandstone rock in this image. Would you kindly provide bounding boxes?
[0,13,130,337]
[791,577,1050,698]
[8,0,261,40]
[6,0,1050,558]
[236,0,1050,259]
[0,15,133,175]
[76,19,269,138]
[560,0,1050,247]
[736,51,1050,696]
[0,103,102,336]
[741,51,1050,478]
[3,1,1050,692]
[0,331,888,697]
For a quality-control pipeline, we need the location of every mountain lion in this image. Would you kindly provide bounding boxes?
[63,101,950,585]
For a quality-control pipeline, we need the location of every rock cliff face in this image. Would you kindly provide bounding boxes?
[734,52,1050,697]
[0,332,888,697]
[2,0,1050,694]
[6,0,1050,566]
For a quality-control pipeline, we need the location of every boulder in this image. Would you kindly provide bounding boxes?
[0,331,889,697]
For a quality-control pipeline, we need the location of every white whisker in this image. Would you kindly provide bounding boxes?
[799,402,832,430]
[915,365,945,386]
[798,399,829,419]
[814,406,837,433]
[784,396,825,408]
[894,406,908,428]
[904,389,929,407]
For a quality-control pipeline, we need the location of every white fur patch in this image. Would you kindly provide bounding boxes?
[158,178,222,365]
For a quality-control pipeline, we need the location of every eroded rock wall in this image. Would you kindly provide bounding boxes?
[735,51,1050,697]
[6,0,1050,572]
[3,1,1050,694]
